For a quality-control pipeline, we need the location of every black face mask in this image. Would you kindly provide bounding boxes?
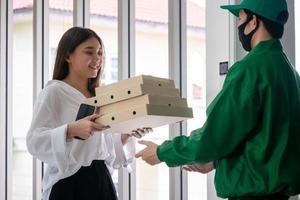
[238,16,259,52]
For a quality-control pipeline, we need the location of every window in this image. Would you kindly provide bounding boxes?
[12,0,33,199]
[110,57,118,82]
[101,56,118,85]
[7,1,211,199]
[49,0,73,80]
[135,0,169,199]
[186,0,207,199]
[89,0,119,192]
[90,0,118,86]
[50,48,57,71]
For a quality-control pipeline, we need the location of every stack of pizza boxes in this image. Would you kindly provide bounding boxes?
[84,75,193,133]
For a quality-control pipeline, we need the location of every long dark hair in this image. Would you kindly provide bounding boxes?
[52,27,105,96]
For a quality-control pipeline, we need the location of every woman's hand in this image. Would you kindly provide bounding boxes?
[130,127,153,138]
[121,127,153,144]
[67,114,109,140]
[182,162,214,174]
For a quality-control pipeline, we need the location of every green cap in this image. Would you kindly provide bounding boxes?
[220,0,289,25]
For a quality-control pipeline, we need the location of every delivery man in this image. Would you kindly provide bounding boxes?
[136,0,300,199]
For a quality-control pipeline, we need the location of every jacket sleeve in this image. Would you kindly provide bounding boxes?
[26,90,71,173]
[157,66,262,167]
[111,134,135,171]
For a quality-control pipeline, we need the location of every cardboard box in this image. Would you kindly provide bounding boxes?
[98,94,188,115]
[96,75,175,95]
[86,84,180,106]
[94,104,193,133]
[80,75,194,133]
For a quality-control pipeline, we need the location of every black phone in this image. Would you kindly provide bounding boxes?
[74,104,96,140]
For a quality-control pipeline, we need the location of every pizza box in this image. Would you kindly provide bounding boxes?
[86,84,180,106]
[94,104,193,133]
[85,94,188,115]
[96,75,175,95]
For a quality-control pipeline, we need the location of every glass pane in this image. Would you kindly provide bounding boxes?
[135,0,169,199]
[90,0,118,85]
[12,1,33,199]
[186,0,207,200]
[296,0,300,72]
[49,0,73,81]
[89,0,119,193]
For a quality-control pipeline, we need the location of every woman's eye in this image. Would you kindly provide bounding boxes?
[85,51,93,55]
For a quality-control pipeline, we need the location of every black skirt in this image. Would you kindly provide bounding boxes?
[49,160,118,200]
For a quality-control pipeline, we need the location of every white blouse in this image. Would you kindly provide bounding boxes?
[26,80,135,200]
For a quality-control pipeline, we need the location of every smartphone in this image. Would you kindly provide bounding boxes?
[74,104,96,140]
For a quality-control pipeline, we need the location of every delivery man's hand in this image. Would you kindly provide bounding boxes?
[135,140,161,165]
[182,162,214,174]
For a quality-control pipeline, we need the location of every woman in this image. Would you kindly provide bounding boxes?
[27,27,149,200]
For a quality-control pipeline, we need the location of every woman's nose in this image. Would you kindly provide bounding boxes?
[93,54,101,62]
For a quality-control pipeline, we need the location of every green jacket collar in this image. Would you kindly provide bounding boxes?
[249,39,283,55]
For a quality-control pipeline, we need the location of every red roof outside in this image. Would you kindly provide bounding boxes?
[13,0,205,28]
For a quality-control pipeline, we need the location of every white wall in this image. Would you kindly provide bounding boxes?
[206,0,232,105]
[281,0,295,66]
[206,0,232,199]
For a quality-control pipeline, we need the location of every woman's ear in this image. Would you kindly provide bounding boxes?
[65,54,71,63]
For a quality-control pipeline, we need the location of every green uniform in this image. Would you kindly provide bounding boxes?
[157,39,300,198]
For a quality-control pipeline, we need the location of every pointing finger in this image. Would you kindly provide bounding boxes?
[138,140,153,146]
[135,148,147,158]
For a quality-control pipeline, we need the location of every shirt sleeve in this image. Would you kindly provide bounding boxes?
[26,89,71,173]
[111,134,135,171]
[157,65,262,167]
